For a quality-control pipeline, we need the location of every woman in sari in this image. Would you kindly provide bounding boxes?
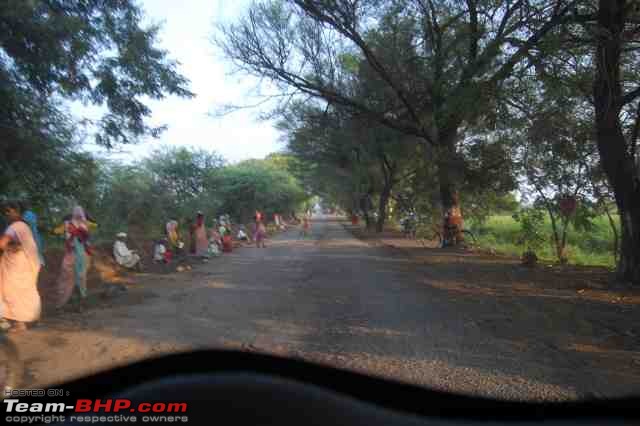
[255,220,267,248]
[52,206,92,307]
[166,220,183,252]
[190,212,209,257]
[0,201,42,332]
[208,226,222,257]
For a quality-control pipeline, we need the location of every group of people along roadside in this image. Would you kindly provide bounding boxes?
[0,201,303,334]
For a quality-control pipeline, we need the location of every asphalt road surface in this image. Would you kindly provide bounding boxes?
[16,217,640,401]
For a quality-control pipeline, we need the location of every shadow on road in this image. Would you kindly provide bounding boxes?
[12,218,640,402]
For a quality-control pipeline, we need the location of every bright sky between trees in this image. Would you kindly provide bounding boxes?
[94,0,282,163]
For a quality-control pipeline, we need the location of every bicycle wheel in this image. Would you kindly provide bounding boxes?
[0,336,23,398]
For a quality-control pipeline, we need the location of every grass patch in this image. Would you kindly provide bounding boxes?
[467,214,617,268]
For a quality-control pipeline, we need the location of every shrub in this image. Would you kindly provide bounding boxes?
[513,208,547,256]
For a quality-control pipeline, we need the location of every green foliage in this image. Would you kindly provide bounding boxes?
[513,209,547,254]
[83,148,307,242]
[144,146,225,206]
[469,214,618,268]
[463,192,520,225]
[96,162,165,238]
[211,159,308,223]
[1,0,193,147]
[0,0,193,223]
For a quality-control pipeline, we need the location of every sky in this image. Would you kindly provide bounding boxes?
[95,0,283,163]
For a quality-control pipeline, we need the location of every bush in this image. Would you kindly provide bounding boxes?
[513,209,547,255]
[468,212,616,268]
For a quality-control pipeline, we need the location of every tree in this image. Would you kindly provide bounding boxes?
[1,0,193,217]
[216,0,579,241]
[96,161,169,237]
[1,0,193,147]
[278,102,377,227]
[0,75,97,208]
[591,1,640,283]
[144,146,225,209]
[539,0,640,280]
[211,160,308,223]
[94,147,226,239]
[519,94,599,263]
[588,168,620,263]
[279,97,420,231]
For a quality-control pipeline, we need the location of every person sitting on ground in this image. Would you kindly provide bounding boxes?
[237,226,249,241]
[153,238,170,264]
[113,232,142,271]
[208,228,222,257]
[209,222,221,241]
[166,219,184,255]
[219,222,228,238]
[221,227,233,253]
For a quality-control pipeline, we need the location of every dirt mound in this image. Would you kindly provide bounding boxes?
[37,243,135,309]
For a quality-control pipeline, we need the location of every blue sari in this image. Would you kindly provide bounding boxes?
[23,210,45,266]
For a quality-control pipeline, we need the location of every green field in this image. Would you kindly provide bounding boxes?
[467,214,618,268]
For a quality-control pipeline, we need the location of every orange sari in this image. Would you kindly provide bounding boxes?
[0,221,42,322]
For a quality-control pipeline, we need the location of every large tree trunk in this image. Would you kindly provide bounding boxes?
[594,1,640,284]
[603,204,619,262]
[376,181,392,233]
[436,133,465,245]
[619,208,640,283]
[359,194,373,230]
[376,154,395,233]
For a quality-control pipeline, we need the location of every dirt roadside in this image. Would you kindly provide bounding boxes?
[346,224,640,307]
[5,219,640,402]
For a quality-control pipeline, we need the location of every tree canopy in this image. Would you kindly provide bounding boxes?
[216,0,640,283]
[1,0,193,204]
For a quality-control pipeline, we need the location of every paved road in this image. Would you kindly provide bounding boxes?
[17,218,640,401]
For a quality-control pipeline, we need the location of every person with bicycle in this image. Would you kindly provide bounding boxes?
[442,207,464,247]
[0,201,42,332]
[401,212,417,239]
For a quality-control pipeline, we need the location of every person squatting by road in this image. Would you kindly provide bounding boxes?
[113,232,143,271]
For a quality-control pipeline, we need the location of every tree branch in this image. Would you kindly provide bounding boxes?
[489,1,580,85]
[621,86,640,106]
[292,0,433,144]
[631,101,640,161]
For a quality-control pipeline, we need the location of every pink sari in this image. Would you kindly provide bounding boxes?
[0,221,42,322]
[194,218,209,256]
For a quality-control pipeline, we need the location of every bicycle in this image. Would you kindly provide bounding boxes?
[414,222,477,248]
[400,216,417,239]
